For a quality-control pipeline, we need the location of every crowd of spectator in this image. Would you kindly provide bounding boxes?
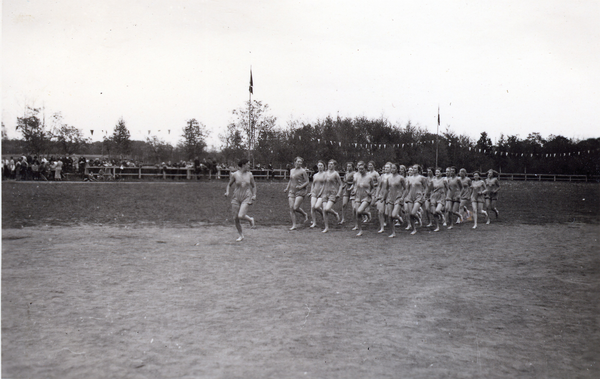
[2,155,280,181]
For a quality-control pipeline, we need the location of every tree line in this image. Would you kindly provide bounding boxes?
[2,106,209,165]
[3,102,599,176]
[222,101,599,176]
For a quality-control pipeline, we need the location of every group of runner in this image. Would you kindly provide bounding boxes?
[224,157,500,241]
[284,157,500,237]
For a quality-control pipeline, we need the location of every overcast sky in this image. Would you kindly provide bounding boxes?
[2,0,599,149]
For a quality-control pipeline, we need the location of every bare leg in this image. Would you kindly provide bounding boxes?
[377,201,386,233]
[322,200,334,233]
[492,199,499,218]
[485,199,492,224]
[293,196,308,226]
[433,203,443,232]
[311,197,324,228]
[356,201,369,236]
[340,196,349,224]
[238,202,254,228]
[471,201,478,229]
[310,196,318,227]
[288,197,297,230]
[390,204,400,237]
[410,202,420,235]
[232,203,244,241]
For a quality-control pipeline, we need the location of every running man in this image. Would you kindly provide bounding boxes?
[470,171,488,228]
[340,162,356,225]
[320,159,344,233]
[224,158,256,242]
[428,167,447,232]
[423,167,435,227]
[458,168,472,223]
[375,162,392,233]
[384,163,407,238]
[283,156,309,230]
[405,164,429,235]
[309,161,327,228]
[484,169,500,223]
[365,161,380,222]
[444,166,463,229]
[353,161,374,236]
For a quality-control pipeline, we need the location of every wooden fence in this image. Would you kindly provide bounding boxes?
[82,167,597,182]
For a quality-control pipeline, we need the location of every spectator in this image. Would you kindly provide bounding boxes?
[55,159,63,181]
[31,159,40,180]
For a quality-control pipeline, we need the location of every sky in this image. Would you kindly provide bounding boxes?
[2,0,599,150]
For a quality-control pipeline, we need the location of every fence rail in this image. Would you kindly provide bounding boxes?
[80,167,596,182]
[498,173,590,182]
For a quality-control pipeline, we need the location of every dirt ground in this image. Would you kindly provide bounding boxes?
[2,181,600,378]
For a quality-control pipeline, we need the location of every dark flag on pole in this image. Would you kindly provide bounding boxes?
[438,106,440,126]
[249,69,253,94]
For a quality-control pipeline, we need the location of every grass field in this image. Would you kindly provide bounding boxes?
[2,180,600,378]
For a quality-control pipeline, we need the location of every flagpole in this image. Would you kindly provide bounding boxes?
[435,105,440,169]
[248,67,254,166]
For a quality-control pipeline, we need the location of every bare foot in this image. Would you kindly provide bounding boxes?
[389,233,395,238]
[377,228,384,234]
[290,226,297,231]
[486,219,490,225]
[472,224,477,229]
[410,229,417,235]
[236,236,244,242]
[433,227,440,232]
[249,217,255,228]
[310,223,317,228]
[447,225,453,230]
[352,225,359,231]
[322,228,328,233]
[405,225,412,230]
[356,230,363,236]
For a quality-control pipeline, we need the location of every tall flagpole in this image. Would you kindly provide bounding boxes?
[435,105,440,169]
[249,67,253,165]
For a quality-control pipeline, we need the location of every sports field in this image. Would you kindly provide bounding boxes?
[2,180,599,378]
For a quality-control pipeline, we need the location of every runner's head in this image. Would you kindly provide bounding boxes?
[238,158,250,168]
[327,159,337,171]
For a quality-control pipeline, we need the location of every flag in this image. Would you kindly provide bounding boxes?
[437,106,440,126]
[249,69,253,94]
[90,130,94,135]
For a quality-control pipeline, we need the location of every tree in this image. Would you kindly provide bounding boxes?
[146,135,173,164]
[221,100,277,164]
[16,106,49,155]
[109,118,132,157]
[178,118,208,160]
[476,132,493,151]
[49,112,89,154]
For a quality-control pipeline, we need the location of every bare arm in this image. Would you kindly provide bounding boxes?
[250,173,257,199]
[225,173,236,196]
